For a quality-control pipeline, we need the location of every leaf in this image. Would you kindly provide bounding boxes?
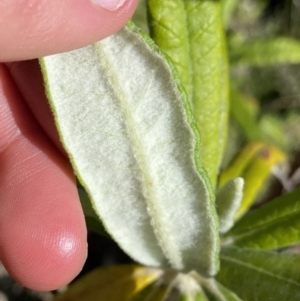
[219,142,265,187]
[144,286,169,301]
[231,37,300,66]
[221,0,239,28]
[181,291,209,301]
[217,247,300,301]
[133,272,207,301]
[230,90,262,141]
[147,0,191,105]
[219,143,286,219]
[214,282,243,301]
[178,274,209,301]
[130,279,171,301]
[216,178,244,233]
[195,292,210,301]
[203,284,243,301]
[230,90,297,151]
[147,0,229,188]
[40,23,219,275]
[224,187,300,249]
[235,145,286,219]
[191,273,243,301]
[132,0,149,34]
[259,115,288,150]
[53,265,162,301]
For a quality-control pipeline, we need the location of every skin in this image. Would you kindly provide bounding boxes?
[0,0,138,291]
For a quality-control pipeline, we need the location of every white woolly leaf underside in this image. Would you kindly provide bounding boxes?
[216,178,244,233]
[41,26,219,275]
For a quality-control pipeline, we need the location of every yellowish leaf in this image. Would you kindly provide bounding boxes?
[219,142,287,219]
[53,265,162,301]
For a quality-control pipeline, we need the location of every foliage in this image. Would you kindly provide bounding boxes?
[39,0,300,300]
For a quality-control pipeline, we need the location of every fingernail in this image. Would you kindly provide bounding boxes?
[92,0,127,11]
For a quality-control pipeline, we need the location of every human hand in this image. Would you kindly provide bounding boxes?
[0,0,137,291]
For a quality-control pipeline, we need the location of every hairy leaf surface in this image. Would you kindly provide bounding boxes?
[41,24,219,275]
[216,178,244,233]
[192,273,243,301]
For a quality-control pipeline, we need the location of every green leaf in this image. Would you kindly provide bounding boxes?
[181,291,209,301]
[219,143,287,219]
[230,90,261,141]
[214,282,243,301]
[147,0,191,104]
[191,273,243,301]
[259,115,288,150]
[231,37,300,66]
[216,178,244,233]
[40,23,219,276]
[203,283,243,301]
[195,292,210,301]
[178,274,209,301]
[219,142,265,187]
[224,187,300,249]
[217,247,300,301]
[53,265,162,301]
[132,0,149,34]
[78,185,97,218]
[147,0,229,188]
[221,0,239,28]
[145,286,169,301]
[130,280,170,301]
[234,145,286,219]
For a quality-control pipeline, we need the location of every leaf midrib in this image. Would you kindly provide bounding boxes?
[221,254,300,288]
[93,41,180,267]
[228,208,300,245]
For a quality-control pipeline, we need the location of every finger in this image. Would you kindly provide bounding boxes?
[0,0,138,62]
[7,60,65,154]
[0,64,87,291]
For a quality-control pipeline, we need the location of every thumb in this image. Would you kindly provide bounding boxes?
[0,0,138,62]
